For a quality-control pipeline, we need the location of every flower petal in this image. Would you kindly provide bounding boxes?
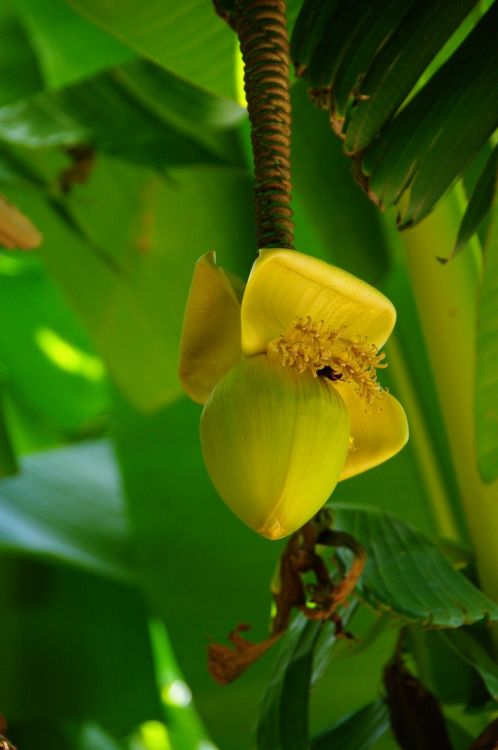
[334,381,409,481]
[241,249,396,355]
[179,252,243,404]
[200,356,350,539]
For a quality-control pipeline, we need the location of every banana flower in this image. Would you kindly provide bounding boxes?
[179,249,408,540]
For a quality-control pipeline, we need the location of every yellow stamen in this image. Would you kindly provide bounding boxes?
[266,316,387,402]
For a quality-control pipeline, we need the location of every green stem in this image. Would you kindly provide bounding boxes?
[400,193,498,603]
[386,334,459,539]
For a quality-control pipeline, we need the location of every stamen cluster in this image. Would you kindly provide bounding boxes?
[267,316,387,402]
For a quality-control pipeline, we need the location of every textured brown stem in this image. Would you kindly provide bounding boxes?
[216,0,294,249]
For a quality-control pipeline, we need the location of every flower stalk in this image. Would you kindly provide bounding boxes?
[399,194,498,607]
[215,0,294,249]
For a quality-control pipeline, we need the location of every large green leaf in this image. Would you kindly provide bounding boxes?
[292,0,498,229]
[65,0,238,100]
[475,204,498,482]
[365,4,498,229]
[11,0,133,89]
[0,252,109,439]
[0,557,160,732]
[291,80,389,285]
[341,0,477,154]
[0,2,42,106]
[0,61,241,167]
[4,159,254,412]
[332,504,498,627]
[311,700,390,750]
[0,388,17,477]
[113,395,281,750]
[0,440,132,581]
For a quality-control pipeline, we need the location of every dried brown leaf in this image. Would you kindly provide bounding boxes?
[208,624,281,685]
[0,195,42,250]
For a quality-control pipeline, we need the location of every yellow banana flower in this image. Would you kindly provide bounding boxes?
[179,249,408,540]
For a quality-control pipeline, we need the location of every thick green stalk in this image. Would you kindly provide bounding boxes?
[400,194,498,603]
[385,334,459,539]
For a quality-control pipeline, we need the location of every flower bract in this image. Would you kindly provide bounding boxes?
[179,249,408,539]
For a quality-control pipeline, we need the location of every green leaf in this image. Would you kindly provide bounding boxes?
[65,0,238,100]
[256,607,358,750]
[74,723,126,750]
[440,628,498,702]
[311,700,390,750]
[292,1,498,229]
[113,395,281,750]
[0,2,43,106]
[342,0,477,154]
[5,159,254,412]
[291,79,389,285]
[0,440,132,581]
[0,389,17,477]
[113,59,244,162]
[0,557,160,731]
[11,0,133,89]
[0,63,236,167]
[332,503,498,626]
[408,630,476,706]
[452,145,498,258]
[255,616,323,750]
[0,253,109,438]
[366,3,498,228]
[476,205,498,482]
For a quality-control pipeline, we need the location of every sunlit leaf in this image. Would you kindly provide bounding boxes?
[65,0,238,100]
[5,159,254,412]
[11,0,133,89]
[0,252,109,437]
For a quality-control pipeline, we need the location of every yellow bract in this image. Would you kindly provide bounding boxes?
[179,249,409,539]
[242,249,396,356]
[179,252,243,404]
[201,356,350,539]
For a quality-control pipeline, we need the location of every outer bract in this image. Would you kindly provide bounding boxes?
[200,355,350,539]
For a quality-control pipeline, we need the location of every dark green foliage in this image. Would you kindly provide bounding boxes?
[332,504,498,626]
[292,0,498,231]
[311,700,390,750]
